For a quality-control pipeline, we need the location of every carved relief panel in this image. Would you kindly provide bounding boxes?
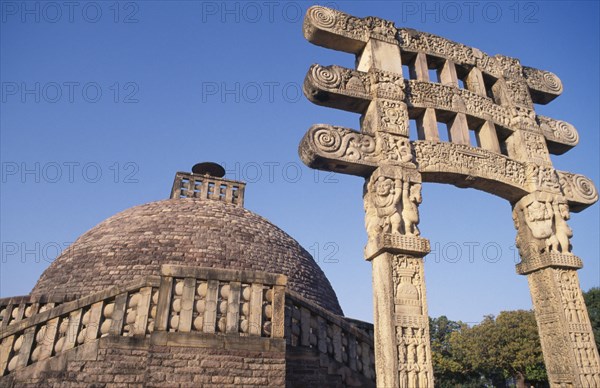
[392,255,431,388]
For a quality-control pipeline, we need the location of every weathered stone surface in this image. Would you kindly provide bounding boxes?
[300,5,599,387]
[31,198,342,316]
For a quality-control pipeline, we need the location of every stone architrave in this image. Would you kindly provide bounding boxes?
[298,6,599,387]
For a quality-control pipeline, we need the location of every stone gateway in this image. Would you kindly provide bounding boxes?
[299,5,599,388]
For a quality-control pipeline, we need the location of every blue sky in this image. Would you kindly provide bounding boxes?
[1,1,598,324]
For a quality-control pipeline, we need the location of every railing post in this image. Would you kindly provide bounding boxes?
[134,287,152,336]
[300,307,310,346]
[86,301,104,342]
[155,276,173,332]
[63,310,82,351]
[109,293,128,336]
[203,280,219,333]
[271,285,285,339]
[226,282,241,334]
[248,283,263,336]
[15,327,35,370]
[38,318,59,360]
[178,278,196,332]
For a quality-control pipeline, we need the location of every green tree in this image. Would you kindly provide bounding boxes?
[449,310,547,388]
[429,316,480,387]
[583,287,600,350]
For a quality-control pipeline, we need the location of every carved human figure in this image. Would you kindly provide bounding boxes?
[398,363,408,388]
[407,341,417,365]
[402,182,422,236]
[364,177,402,236]
[553,202,573,253]
[397,138,413,164]
[418,370,428,388]
[524,199,554,240]
[417,336,427,366]
[407,363,418,388]
[561,272,580,323]
[399,344,406,363]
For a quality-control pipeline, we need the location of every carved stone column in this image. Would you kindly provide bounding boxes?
[513,192,600,387]
[364,166,433,387]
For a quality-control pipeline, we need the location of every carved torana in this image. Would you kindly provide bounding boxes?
[299,5,599,387]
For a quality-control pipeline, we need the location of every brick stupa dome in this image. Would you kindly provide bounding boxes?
[31,194,343,315]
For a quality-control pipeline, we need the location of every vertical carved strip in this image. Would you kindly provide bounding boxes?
[248,283,263,336]
[362,341,372,380]
[63,309,82,351]
[448,113,470,145]
[178,278,196,333]
[416,109,439,141]
[437,60,459,88]
[134,287,152,336]
[109,293,128,336]
[237,186,245,206]
[333,325,343,363]
[271,285,286,338]
[401,46,432,131]
[155,276,173,331]
[203,280,219,333]
[393,254,434,388]
[226,281,241,334]
[16,328,35,368]
[38,318,59,360]
[465,67,487,97]
[348,334,358,370]
[86,301,104,342]
[225,185,233,203]
[477,121,501,153]
[357,39,403,73]
[410,52,429,81]
[300,307,311,346]
[317,316,328,353]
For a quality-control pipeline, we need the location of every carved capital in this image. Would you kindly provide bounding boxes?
[513,192,574,261]
[364,167,426,259]
[516,252,583,275]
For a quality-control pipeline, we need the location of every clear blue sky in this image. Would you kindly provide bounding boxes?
[1,1,598,325]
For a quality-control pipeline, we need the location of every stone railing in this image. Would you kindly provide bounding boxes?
[285,290,376,382]
[170,171,246,206]
[0,295,74,329]
[0,265,287,377]
[157,265,286,337]
[0,276,161,376]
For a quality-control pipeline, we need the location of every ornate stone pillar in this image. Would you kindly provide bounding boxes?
[364,166,433,387]
[513,192,600,387]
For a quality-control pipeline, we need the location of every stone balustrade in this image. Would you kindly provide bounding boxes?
[0,276,161,376]
[156,265,286,338]
[285,290,376,382]
[0,265,289,377]
[170,171,245,206]
[1,265,374,382]
[0,295,72,330]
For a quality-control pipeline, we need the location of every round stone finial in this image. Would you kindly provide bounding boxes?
[192,162,225,177]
